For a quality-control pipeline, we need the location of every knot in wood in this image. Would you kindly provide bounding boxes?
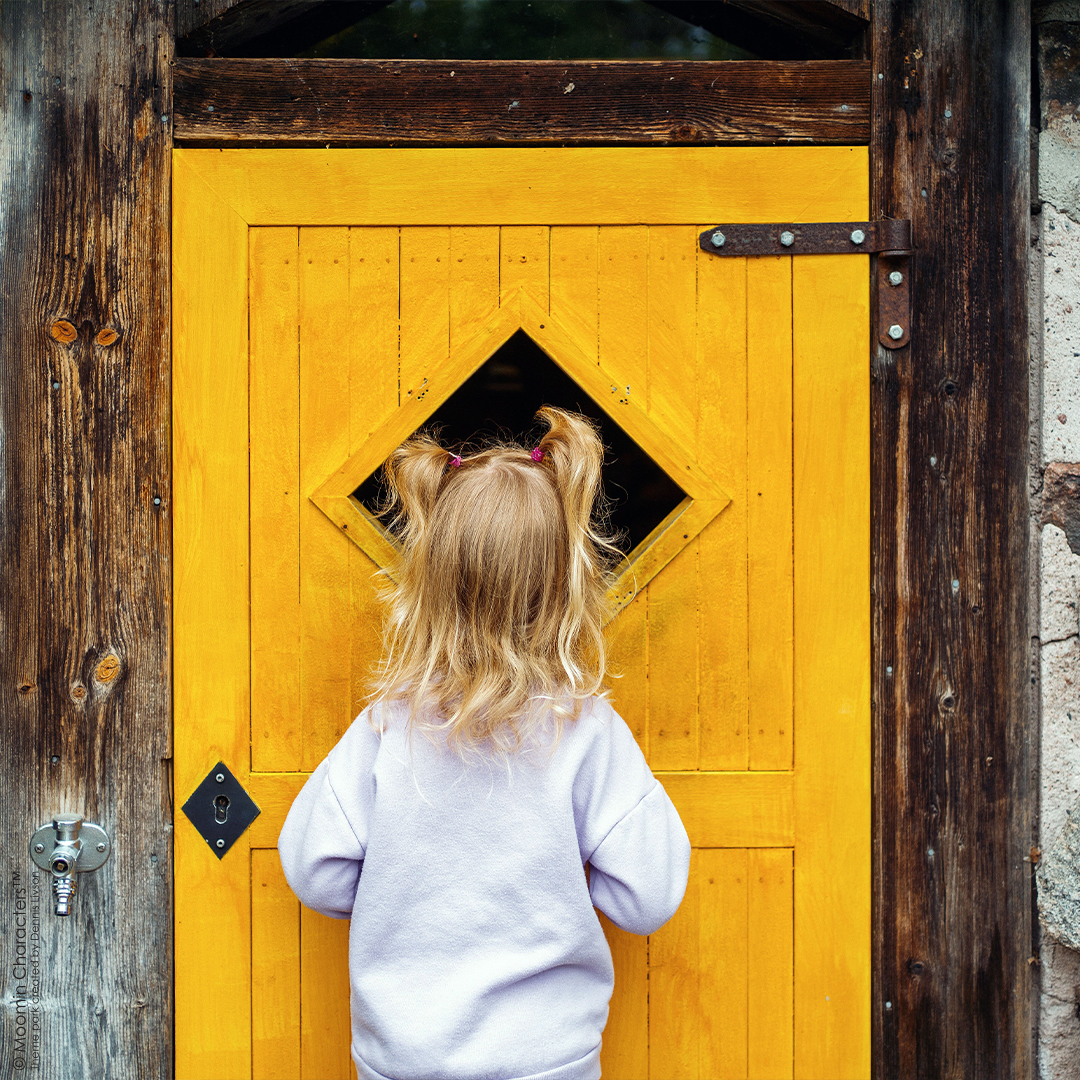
[95,654,121,683]
[50,320,77,343]
[95,328,119,347]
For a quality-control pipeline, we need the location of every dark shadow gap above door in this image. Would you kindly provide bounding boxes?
[300,0,759,62]
[177,0,867,60]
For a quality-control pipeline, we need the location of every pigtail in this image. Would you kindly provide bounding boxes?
[534,406,618,688]
[381,435,456,549]
[535,406,608,546]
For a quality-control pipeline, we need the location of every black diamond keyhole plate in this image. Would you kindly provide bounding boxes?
[182,761,260,860]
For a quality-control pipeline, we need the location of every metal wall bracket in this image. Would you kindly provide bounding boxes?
[698,220,914,350]
[29,816,112,916]
[182,761,261,859]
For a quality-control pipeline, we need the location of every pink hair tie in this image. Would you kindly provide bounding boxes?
[450,454,462,469]
[530,447,545,462]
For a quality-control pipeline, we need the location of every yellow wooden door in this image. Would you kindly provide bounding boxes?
[174,147,870,1080]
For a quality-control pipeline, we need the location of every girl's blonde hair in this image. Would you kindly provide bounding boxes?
[369,406,619,760]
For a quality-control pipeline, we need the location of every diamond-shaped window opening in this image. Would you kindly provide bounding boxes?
[310,294,729,614]
[353,332,685,556]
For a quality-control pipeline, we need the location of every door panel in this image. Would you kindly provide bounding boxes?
[174,147,870,1080]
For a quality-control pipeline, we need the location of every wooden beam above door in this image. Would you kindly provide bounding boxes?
[173,58,871,147]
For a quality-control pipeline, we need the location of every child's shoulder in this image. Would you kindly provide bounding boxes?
[328,701,398,761]
[561,695,638,753]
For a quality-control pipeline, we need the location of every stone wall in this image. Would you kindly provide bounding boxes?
[1033,4,1080,1075]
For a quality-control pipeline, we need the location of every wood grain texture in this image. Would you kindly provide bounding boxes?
[869,2,1033,1076]
[252,849,301,1079]
[699,848,750,1077]
[176,0,246,39]
[300,905,353,1080]
[792,251,870,1076]
[0,4,172,1078]
[174,145,869,226]
[746,255,794,772]
[748,849,794,1079]
[250,227,302,772]
[348,226,399,714]
[173,152,253,1080]
[650,848,701,1078]
[697,253,749,772]
[176,0,317,50]
[173,58,871,147]
[298,228,352,769]
[597,909,648,1080]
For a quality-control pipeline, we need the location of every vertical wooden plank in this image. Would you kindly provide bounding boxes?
[299,228,353,770]
[550,226,599,360]
[650,848,701,1079]
[793,254,870,1077]
[647,545,699,771]
[348,227,400,712]
[746,255,794,772]
[250,227,301,772]
[699,849,749,1079]
[647,225,698,449]
[450,226,500,348]
[871,6,1033,1077]
[300,908,353,1080]
[599,913,649,1080]
[349,227,399,446]
[0,5,172,1077]
[608,590,648,754]
[252,850,301,1080]
[602,223,699,769]
[400,227,450,412]
[500,225,549,308]
[747,849,793,1080]
[645,227,700,772]
[598,226,648,413]
[174,155,254,1080]
[697,249,749,771]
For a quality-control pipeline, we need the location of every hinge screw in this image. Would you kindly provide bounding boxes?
[888,324,904,340]
[216,839,225,849]
[710,230,725,249]
[888,271,904,286]
[215,773,225,783]
[780,231,794,247]
[96,842,106,853]
[34,843,45,854]
[850,229,866,245]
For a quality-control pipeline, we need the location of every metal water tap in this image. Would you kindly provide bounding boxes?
[30,815,111,916]
[49,816,83,915]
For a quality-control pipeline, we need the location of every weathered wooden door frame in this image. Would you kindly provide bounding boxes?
[0,0,1031,1076]
[169,9,1034,1072]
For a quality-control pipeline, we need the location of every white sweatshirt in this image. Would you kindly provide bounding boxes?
[278,697,691,1080]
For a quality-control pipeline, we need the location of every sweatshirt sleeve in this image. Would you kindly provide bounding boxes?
[574,703,691,935]
[277,711,380,919]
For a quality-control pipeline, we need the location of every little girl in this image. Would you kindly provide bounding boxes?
[278,406,691,1080]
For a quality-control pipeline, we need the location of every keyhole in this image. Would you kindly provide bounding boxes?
[214,794,230,824]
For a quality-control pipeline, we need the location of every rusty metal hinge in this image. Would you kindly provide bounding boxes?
[698,220,914,350]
